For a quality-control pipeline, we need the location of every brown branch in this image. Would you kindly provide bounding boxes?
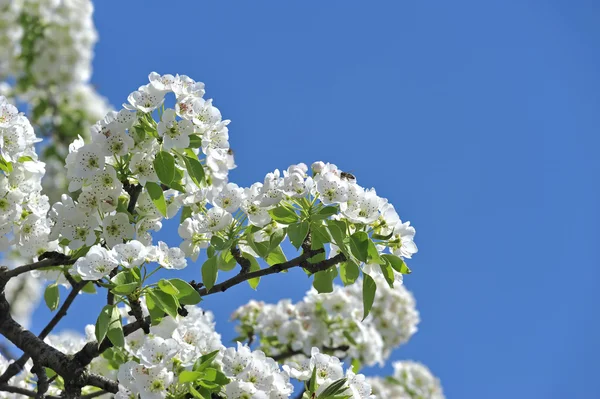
[33,363,48,399]
[84,373,118,394]
[0,280,86,383]
[0,253,74,286]
[0,384,37,397]
[198,248,342,296]
[124,182,142,214]
[230,246,251,273]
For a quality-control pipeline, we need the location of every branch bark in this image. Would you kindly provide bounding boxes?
[0,253,74,286]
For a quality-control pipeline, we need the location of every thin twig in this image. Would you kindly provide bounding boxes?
[0,253,74,286]
[0,384,37,397]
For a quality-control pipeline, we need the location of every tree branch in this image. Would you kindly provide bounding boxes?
[0,253,74,287]
[124,182,142,214]
[0,384,37,397]
[0,280,86,383]
[197,248,346,296]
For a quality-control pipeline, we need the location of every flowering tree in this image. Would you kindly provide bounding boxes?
[0,2,444,399]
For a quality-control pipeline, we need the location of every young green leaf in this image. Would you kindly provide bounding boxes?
[148,289,179,319]
[269,205,299,224]
[287,221,309,249]
[265,246,287,266]
[326,220,350,257]
[179,370,203,383]
[158,279,180,295]
[313,268,337,293]
[145,181,167,217]
[349,231,369,262]
[311,205,339,221]
[378,259,395,288]
[168,278,202,305]
[153,151,176,186]
[339,260,360,286]
[202,256,218,292]
[242,253,261,290]
[366,238,384,265]
[381,254,412,274]
[44,283,59,311]
[362,273,377,321]
[107,305,124,348]
[182,155,206,188]
[217,250,237,271]
[95,305,113,345]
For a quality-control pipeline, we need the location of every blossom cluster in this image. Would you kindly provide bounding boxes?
[232,273,419,368]
[368,361,445,399]
[285,347,375,399]
[0,0,97,87]
[47,72,233,280]
[0,96,52,258]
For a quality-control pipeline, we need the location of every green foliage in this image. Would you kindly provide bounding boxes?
[362,273,377,321]
[44,283,59,311]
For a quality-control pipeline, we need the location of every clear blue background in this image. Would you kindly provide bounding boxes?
[25,1,600,398]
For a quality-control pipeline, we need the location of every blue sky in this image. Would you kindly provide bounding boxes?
[26,1,600,398]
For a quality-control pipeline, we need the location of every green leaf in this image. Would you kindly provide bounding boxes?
[202,256,218,292]
[17,155,34,163]
[268,205,298,224]
[311,205,339,221]
[242,253,261,290]
[311,222,332,244]
[339,260,360,286]
[349,231,369,262]
[210,236,227,251]
[265,246,287,266]
[317,378,348,398]
[180,206,193,223]
[188,135,202,148]
[381,254,411,274]
[367,239,385,265]
[168,278,202,305]
[158,279,180,295]
[95,305,113,345]
[371,230,395,241]
[182,155,206,188]
[362,273,377,321]
[107,305,124,348]
[148,289,179,319]
[81,281,97,294]
[193,349,220,372]
[44,283,59,311]
[287,221,309,249]
[351,358,361,373]
[313,268,337,293]
[268,228,287,253]
[190,386,208,399]
[145,293,164,325]
[145,182,167,217]
[111,282,139,295]
[153,151,176,186]
[110,270,139,295]
[179,370,203,383]
[246,230,269,258]
[309,366,317,394]
[327,220,350,257]
[0,156,13,174]
[343,331,357,346]
[378,260,395,288]
[217,250,237,271]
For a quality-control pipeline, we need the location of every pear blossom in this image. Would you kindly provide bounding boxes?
[72,244,118,280]
[102,212,134,248]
